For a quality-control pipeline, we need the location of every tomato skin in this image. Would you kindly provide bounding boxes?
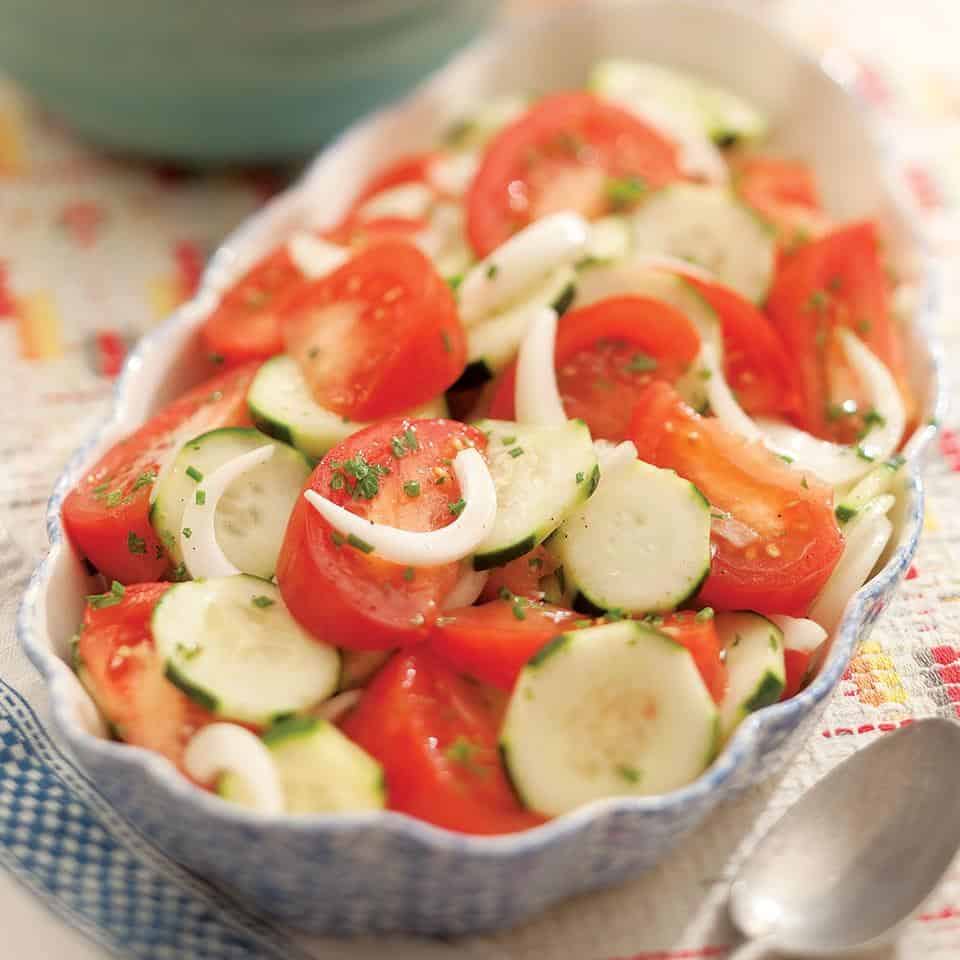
[281,240,467,420]
[77,583,211,769]
[62,363,258,584]
[630,382,843,616]
[201,246,304,365]
[683,276,799,417]
[430,600,584,691]
[782,647,813,701]
[340,650,544,834]
[766,221,913,441]
[658,612,727,704]
[488,295,701,440]
[276,418,486,651]
[466,92,681,257]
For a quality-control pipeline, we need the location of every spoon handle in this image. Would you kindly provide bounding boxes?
[725,938,776,960]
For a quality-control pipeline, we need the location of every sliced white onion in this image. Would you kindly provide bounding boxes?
[712,512,761,550]
[428,152,480,197]
[458,213,590,325]
[808,499,894,634]
[357,182,434,222]
[184,723,284,815]
[515,307,566,427]
[304,448,497,567]
[180,445,275,580]
[593,439,638,472]
[586,216,632,262]
[769,615,828,654]
[706,329,905,487]
[442,565,490,609]
[315,690,362,723]
[287,232,350,279]
[413,203,472,277]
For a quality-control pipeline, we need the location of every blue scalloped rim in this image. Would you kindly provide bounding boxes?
[12,0,946,927]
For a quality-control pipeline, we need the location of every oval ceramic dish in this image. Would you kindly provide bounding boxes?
[17,0,944,937]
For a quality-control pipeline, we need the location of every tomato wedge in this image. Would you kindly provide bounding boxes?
[280,240,466,420]
[466,92,682,257]
[630,381,843,616]
[201,246,305,365]
[480,545,558,602]
[63,363,258,584]
[430,600,584,691]
[77,583,211,769]
[276,418,486,651]
[681,276,799,417]
[340,650,544,834]
[658,611,727,704]
[734,155,830,252]
[766,221,913,442]
[488,295,701,440]
[782,647,814,701]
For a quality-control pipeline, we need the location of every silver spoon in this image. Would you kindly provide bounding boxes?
[728,717,960,958]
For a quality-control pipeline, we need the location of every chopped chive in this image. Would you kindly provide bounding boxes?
[498,586,514,601]
[403,566,415,582]
[390,435,408,458]
[835,504,857,523]
[508,447,524,458]
[403,480,421,498]
[330,472,345,491]
[251,595,275,609]
[605,175,646,210]
[208,353,225,365]
[485,263,499,280]
[404,428,419,451]
[105,490,123,508]
[804,290,830,314]
[445,736,479,766]
[186,466,203,483]
[575,471,585,484]
[171,563,188,582]
[182,528,192,539]
[307,346,320,359]
[616,764,643,784]
[195,489,206,506]
[331,531,345,547]
[130,471,157,493]
[347,533,374,554]
[528,556,543,570]
[801,476,809,489]
[574,619,593,628]
[605,608,626,622]
[87,581,126,609]
[126,531,147,555]
[500,435,517,446]
[446,274,463,291]
[448,498,466,517]
[855,444,876,462]
[695,607,714,622]
[512,601,527,621]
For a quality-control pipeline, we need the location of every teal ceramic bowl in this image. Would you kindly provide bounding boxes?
[0,0,491,164]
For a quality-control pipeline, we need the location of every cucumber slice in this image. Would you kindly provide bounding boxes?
[471,418,599,570]
[153,576,339,726]
[590,59,767,148]
[219,715,385,814]
[715,611,786,738]
[835,455,905,524]
[573,260,720,412]
[629,184,776,303]
[458,266,576,386]
[150,427,311,581]
[554,458,711,614]
[248,355,447,459]
[501,620,718,814]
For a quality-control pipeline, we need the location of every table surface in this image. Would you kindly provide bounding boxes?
[2,1,960,957]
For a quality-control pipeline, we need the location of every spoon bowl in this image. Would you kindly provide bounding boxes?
[730,718,960,956]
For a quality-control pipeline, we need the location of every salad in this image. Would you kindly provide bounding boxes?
[63,60,913,835]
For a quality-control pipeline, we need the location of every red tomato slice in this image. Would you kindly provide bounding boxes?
[488,295,701,440]
[480,545,558,602]
[466,92,682,257]
[782,647,813,701]
[681,276,799,417]
[430,600,584,691]
[340,650,544,834]
[201,246,304,365]
[630,382,844,616]
[62,363,258,584]
[736,156,821,213]
[324,215,429,249]
[658,611,727,704]
[766,221,913,442]
[280,240,466,420]
[276,418,486,651]
[77,583,211,769]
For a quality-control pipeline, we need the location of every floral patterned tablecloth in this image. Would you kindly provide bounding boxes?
[2,1,960,957]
